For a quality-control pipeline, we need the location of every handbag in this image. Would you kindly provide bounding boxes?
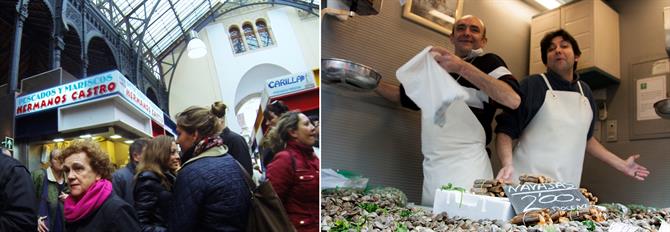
[235,161,296,232]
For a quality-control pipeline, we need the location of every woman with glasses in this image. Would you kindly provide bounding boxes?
[133,135,180,232]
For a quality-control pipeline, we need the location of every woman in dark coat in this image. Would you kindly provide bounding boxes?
[59,140,140,232]
[169,101,251,231]
[134,135,180,232]
[266,111,320,232]
[261,100,290,168]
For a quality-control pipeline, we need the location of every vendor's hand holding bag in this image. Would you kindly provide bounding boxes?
[235,161,296,232]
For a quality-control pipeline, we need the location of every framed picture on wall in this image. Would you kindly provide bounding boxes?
[402,0,463,35]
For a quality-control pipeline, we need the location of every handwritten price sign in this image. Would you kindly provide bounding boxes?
[503,182,589,214]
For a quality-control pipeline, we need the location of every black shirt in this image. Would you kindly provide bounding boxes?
[0,155,37,232]
[65,193,140,232]
[495,69,596,140]
[221,127,253,175]
[399,53,519,146]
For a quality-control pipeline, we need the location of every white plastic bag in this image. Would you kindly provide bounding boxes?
[396,46,467,127]
[321,169,369,190]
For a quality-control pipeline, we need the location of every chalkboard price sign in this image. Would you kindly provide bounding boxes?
[503,182,589,214]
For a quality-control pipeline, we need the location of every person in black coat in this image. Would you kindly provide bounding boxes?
[0,148,38,231]
[170,103,251,231]
[211,101,253,175]
[60,140,140,232]
[134,135,180,232]
[113,139,148,207]
[260,100,290,169]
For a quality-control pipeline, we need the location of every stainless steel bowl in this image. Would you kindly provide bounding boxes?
[654,98,670,119]
[322,58,382,91]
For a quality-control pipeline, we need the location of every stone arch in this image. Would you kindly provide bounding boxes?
[235,63,291,109]
[87,35,118,76]
[145,87,159,106]
[62,23,82,78]
[18,0,54,79]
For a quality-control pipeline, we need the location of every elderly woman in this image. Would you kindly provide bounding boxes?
[59,140,140,231]
[266,111,320,232]
[134,135,180,232]
[169,102,250,231]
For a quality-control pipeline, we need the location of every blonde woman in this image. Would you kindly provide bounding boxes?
[170,103,250,231]
[134,135,180,232]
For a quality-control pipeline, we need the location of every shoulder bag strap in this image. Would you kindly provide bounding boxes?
[235,160,257,195]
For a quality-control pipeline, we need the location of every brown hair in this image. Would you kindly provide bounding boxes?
[135,135,174,189]
[261,111,301,153]
[59,140,113,180]
[175,101,227,137]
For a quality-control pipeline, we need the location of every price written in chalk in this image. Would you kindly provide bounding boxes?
[503,182,589,214]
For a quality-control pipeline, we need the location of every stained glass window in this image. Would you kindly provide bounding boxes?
[229,26,246,54]
[242,23,259,50]
[256,20,273,47]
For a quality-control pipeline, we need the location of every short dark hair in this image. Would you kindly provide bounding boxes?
[263,100,289,119]
[540,29,581,70]
[129,138,148,159]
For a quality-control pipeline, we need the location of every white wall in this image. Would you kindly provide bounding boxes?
[289,10,319,70]
[166,6,318,133]
[166,31,222,119]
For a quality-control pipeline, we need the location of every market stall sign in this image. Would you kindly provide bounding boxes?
[16,70,164,125]
[114,72,164,125]
[1,137,13,151]
[264,72,317,97]
[503,182,589,214]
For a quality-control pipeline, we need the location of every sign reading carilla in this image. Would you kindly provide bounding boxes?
[264,71,317,97]
[15,70,164,125]
[503,182,589,214]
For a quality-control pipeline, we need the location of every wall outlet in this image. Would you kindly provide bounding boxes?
[606,120,617,142]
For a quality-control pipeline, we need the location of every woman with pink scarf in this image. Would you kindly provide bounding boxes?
[59,140,140,231]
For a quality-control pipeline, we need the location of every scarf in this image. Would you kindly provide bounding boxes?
[63,179,112,222]
[192,136,225,158]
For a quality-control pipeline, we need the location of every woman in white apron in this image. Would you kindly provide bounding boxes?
[495,30,649,185]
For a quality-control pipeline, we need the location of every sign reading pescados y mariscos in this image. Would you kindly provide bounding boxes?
[15,70,164,125]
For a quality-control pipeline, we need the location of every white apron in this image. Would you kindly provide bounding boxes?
[512,73,593,186]
[420,99,492,206]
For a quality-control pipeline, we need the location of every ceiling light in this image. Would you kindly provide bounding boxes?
[80,134,92,139]
[110,135,122,139]
[187,30,207,59]
[53,138,64,142]
[535,0,561,10]
[124,140,133,144]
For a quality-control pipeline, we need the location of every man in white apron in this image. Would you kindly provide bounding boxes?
[376,15,521,206]
[495,29,650,186]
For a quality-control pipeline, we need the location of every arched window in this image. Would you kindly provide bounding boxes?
[229,26,245,54]
[256,20,273,47]
[242,23,259,50]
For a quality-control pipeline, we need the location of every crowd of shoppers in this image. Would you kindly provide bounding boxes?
[0,100,319,232]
